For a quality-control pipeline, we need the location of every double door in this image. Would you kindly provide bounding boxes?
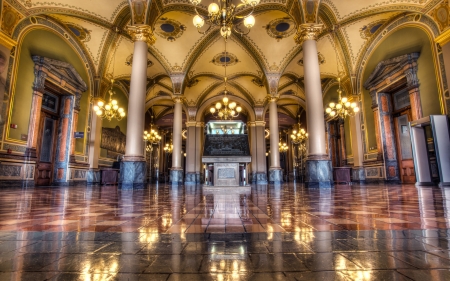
[35,112,58,186]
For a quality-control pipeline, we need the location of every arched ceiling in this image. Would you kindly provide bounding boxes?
[6,0,442,125]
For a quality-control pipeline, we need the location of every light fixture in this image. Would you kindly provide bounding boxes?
[164,134,173,154]
[189,0,260,40]
[325,78,359,119]
[94,79,126,121]
[290,114,308,145]
[143,115,161,152]
[219,125,235,134]
[209,40,242,120]
[94,50,126,121]
[279,132,288,153]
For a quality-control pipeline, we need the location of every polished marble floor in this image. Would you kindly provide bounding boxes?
[1,183,450,280]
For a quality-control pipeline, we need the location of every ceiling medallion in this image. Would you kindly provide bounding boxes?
[297,52,325,66]
[265,17,296,41]
[125,54,153,67]
[211,52,239,67]
[359,20,386,40]
[154,18,186,42]
[66,23,91,42]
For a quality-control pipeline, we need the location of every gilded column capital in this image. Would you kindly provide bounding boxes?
[294,24,323,45]
[126,25,156,46]
[173,95,184,104]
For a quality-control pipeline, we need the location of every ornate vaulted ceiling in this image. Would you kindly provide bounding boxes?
[5,0,444,125]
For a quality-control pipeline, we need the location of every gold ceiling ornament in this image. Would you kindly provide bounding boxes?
[290,115,308,145]
[325,77,360,119]
[294,23,323,45]
[126,25,156,46]
[189,0,260,40]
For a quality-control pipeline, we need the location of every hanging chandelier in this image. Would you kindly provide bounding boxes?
[279,132,288,153]
[94,79,126,121]
[325,77,360,119]
[209,39,242,120]
[190,0,259,40]
[164,134,173,154]
[143,117,161,152]
[291,115,308,145]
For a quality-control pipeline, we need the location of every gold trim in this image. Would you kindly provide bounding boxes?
[0,31,17,49]
[126,25,156,46]
[435,28,450,46]
[294,24,323,45]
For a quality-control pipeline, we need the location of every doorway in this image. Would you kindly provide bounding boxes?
[393,110,415,183]
[35,92,60,186]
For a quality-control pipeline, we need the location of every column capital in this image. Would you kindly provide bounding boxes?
[268,96,279,103]
[294,23,323,45]
[33,65,47,93]
[185,121,197,127]
[173,95,184,103]
[126,25,156,46]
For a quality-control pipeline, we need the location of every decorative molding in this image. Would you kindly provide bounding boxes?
[126,24,156,45]
[294,23,323,44]
[0,31,17,49]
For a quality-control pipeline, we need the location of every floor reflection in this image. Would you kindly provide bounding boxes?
[1,183,450,279]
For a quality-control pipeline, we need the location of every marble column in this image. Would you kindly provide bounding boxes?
[87,106,103,183]
[339,121,346,166]
[185,122,197,184]
[408,87,423,121]
[268,98,283,183]
[349,110,365,184]
[170,97,183,185]
[295,24,333,188]
[120,25,156,189]
[195,122,204,183]
[69,92,82,163]
[248,121,268,184]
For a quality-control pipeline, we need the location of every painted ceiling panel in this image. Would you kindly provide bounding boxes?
[283,51,304,78]
[322,0,430,21]
[316,34,340,78]
[23,0,128,21]
[184,77,219,102]
[50,14,109,72]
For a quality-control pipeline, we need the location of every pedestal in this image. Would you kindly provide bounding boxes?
[185,172,201,184]
[305,159,333,188]
[87,169,101,184]
[352,167,366,184]
[269,168,283,184]
[170,168,183,185]
[251,172,268,184]
[119,161,146,189]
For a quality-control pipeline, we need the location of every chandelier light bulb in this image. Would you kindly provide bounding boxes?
[105,104,111,110]
[193,15,204,27]
[218,112,224,117]
[236,106,242,112]
[351,102,356,108]
[111,100,117,105]
[208,3,220,14]
[244,15,255,28]
[341,97,348,103]
[330,111,336,117]
[118,108,124,113]
[93,105,99,111]
[345,102,351,107]
[210,107,216,113]
[223,97,229,104]
[120,112,126,117]
[293,130,297,134]
[113,105,118,110]
[98,101,104,107]
[291,134,295,138]
[336,103,342,109]
[300,128,305,134]
[354,107,360,113]
[216,102,222,109]
[329,102,335,108]
[326,107,331,113]
[96,110,103,116]
[231,110,235,115]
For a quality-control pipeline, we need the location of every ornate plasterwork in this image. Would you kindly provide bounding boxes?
[154,17,186,41]
[431,1,450,30]
[265,17,297,41]
[65,22,91,42]
[210,51,240,67]
[360,20,387,39]
[294,23,323,44]
[125,54,153,67]
[297,52,325,66]
[2,2,24,36]
[126,24,156,45]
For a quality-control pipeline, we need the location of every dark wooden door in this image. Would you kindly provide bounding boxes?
[394,111,416,183]
[36,114,57,186]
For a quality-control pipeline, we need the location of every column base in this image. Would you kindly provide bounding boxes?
[87,169,101,184]
[185,172,201,184]
[119,160,147,189]
[269,168,283,184]
[170,168,183,185]
[305,159,333,188]
[351,167,365,184]
[251,172,268,184]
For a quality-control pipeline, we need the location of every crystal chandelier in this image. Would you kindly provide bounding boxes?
[143,117,161,152]
[163,134,173,154]
[190,0,259,40]
[290,115,308,145]
[325,79,360,119]
[279,132,288,153]
[94,79,126,121]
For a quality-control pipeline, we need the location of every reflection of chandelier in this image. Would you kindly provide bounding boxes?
[325,77,360,119]
[143,118,161,152]
[164,138,173,154]
[220,125,235,134]
[190,0,259,40]
[94,79,126,121]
